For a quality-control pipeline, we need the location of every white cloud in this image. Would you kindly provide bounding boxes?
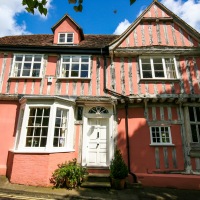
[0,0,52,37]
[161,0,200,32]
[113,19,131,35]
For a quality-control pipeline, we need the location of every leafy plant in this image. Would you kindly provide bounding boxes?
[110,149,128,179]
[50,158,87,188]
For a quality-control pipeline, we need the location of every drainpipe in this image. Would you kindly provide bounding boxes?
[125,102,137,183]
[103,55,137,183]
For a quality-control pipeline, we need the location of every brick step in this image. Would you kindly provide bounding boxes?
[81,173,111,188]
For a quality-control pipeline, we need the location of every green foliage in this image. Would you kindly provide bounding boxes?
[50,158,87,188]
[22,0,137,15]
[110,149,128,179]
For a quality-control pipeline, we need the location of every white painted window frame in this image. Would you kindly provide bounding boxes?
[59,55,91,79]
[10,54,44,78]
[14,101,74,153]
[139,56,179,80]
[150,126,173,145]
[188,106,200,143]
[58,33,74,44]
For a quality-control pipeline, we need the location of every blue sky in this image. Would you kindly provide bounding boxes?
[0,0,200,37]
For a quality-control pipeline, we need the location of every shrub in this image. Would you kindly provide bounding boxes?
[51,158,87,188]
[110,149,128,179]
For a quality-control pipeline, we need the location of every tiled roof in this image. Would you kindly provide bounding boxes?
[0,34,119,48]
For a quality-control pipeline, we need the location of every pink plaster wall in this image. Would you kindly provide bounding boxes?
[53,17,81,44]
[0,101,19,175]
[7,124,80,186]
[117,106,184,174]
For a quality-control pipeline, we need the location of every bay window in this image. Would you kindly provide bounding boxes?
[139,56,178,79]
[15,98,75,152]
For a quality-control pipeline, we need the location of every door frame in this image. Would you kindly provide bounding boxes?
[81,105,114,167]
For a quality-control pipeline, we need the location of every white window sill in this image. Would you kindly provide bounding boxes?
[57,77,91,80]
[140,78,180,82]
[11,149,75,154]
[9,77,42,80]
[150,143,175,147]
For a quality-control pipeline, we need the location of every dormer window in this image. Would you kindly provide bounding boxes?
[58,33,74,44]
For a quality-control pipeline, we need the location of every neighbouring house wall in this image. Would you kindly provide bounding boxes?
[117,105,184,175]
[0,101,19,175]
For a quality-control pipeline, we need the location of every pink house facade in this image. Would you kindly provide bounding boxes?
[1,1,200,189]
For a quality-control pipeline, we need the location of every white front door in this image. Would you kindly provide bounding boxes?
[86,118,109,167]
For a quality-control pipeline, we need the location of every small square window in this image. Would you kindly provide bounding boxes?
[150,126,172,145]
[58,33,74,44]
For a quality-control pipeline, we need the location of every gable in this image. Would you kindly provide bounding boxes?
[110,1,200,50]
[52,15,83,45]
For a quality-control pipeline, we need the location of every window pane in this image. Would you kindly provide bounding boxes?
[26,107,50,148]
[67,34,73,43]
[72,64,79,71]
[53,108,67,147]
[59,34,65,43]
[196,107,200,122]
[143,71,152,78]
[154,64,163,70]
[191,124,198,142]
[142,64,151,70]
[155,71,164,77]
[81,71,88,77]
[81,64,88,70]
[81,56,89,62]
[63,56,70,62]
[141,58,150,63]
[189,107,195,122]
[25,55,32,62]
[77,106,83,120]
[153,58,162,64]
[71,71,79,77]
[72,56,79,62]
[34,55,42,62]
[15,55,23,61]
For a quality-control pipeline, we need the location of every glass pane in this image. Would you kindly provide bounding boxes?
[81,56,89,62]
[26,138,32,147]
[35,117,42,125]
[44,108,50,116]
[196,107,200,122]
[154,64,163,70]
[27,127,34,136]
[72,56,79,62]
[71,71,79,77]
[32,70,40,77]
[33,63,41,70]
[34,55,42,62]
[42,117,49,126]
[143,71,152,78]
[35,128,41,136]
[41,128,48,136]
[59,138,65,147]
[54,128,59,136]
[37,108,43,116]
[59,34,65,43]
[33,137,39,147]
[189,107,195,122]
[72,64,79,70]
[81,64,88,70]
[62,56,70,62]
[67,34,73,43]
[56,108,62,117]
[141,58,150,63]
[77,107,83,120]
[191,124,198,142]
[142,64,151,70]
[22,70,31,76]
[53,138,58,147]
[81,71,88,77]
[155,71,165,77]
[28,117,34,126]
[55,118,61,127]
[15,55,23,61]
[40,138,47,147]
[63,64,70,70]
[153,58,162,64]
[25,55,32,62]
